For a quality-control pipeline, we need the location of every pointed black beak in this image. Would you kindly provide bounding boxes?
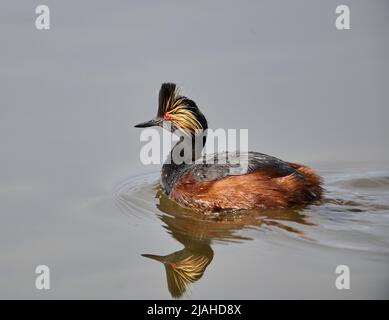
[134,118,162,128]
[141,253,166,263]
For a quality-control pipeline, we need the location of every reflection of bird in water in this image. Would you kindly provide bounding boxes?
[142,188,314,298]
[155,188,314,241]
[142,243,213,299]
[143,196,214,298]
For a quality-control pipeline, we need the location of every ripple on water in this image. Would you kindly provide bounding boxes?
[114,170,389,253]
[114,172,160,220]
[113,169,389,298]
[325,170,389,189]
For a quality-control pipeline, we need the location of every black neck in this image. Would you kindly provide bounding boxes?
[161,131,207,194]
[169,131,207,164]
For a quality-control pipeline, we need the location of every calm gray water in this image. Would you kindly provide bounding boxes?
[111,163,389,299]
[1,1,389,299]
[2,161,389,299]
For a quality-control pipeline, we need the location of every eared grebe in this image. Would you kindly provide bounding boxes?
[135,83,323,212]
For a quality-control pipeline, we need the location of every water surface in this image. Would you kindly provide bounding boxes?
[112,163,389,299]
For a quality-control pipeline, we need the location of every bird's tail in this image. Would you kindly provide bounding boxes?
[286,162,324,202]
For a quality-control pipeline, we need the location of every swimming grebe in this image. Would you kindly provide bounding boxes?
[135,83,323,212]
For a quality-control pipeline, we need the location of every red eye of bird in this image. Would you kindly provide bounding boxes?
[163,113,171,120]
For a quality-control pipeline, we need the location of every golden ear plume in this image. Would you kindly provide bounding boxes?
[158,83,203,133]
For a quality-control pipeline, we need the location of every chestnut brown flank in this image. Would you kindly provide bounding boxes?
[170,162,323,212]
